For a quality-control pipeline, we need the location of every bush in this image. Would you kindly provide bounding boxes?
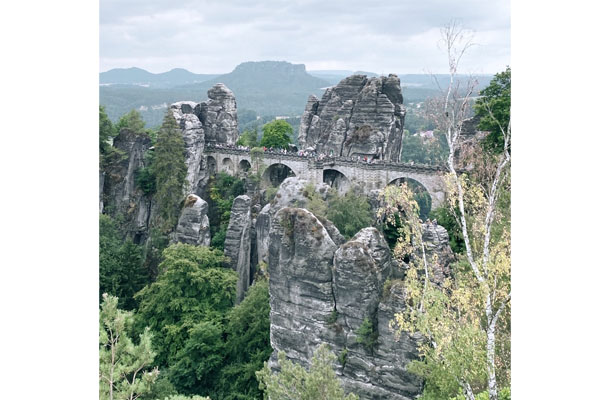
[325,188,373,238]
[355,317,378,353]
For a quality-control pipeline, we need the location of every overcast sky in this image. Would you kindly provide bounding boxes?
[100,0,510,75]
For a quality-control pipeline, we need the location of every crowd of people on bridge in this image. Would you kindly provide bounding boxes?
[207,142,425,167]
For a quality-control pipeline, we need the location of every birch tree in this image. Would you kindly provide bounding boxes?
[385,21,511,400]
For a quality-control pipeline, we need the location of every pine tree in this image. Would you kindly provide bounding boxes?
[151,109,187,232]
[99,294,159,400]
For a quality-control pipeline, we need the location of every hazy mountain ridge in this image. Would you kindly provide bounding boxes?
[100,67,220,88]
[99,62,492,127]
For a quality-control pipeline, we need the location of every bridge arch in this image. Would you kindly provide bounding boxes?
[323,168,350,194]
[262,162,296,187]
[388,177,432,218]
[221,157,234,174]
[238,159,251,173]
[206,156,217,175]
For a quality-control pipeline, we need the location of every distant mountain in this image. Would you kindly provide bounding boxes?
[309,70,379,85]
[100,61,330,127]
[185,61,330,116]
[99,63,492,128]
[100,67,220,88]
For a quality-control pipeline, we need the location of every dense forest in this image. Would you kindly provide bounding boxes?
[100,63,511,400]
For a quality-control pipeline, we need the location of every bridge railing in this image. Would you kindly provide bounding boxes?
[203,144,453,173]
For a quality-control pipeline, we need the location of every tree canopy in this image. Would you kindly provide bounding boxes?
[116,109,147,135]
[474,67,511,153]
[151,109,187,232]
[259,120,293,149]
[256,344,359,400]
[99,293,159,400]
[135,243,236,367]
[236,127,259,147]
[99,214,148,310]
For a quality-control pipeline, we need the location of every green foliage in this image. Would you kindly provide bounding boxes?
[151,109,187,231]
[451,387,511,400]
[99,293,159,400]
[99,105,117,155]
[326,309,338,325]
[99,214,148,310]
[401,130,448,165]
[100,106,127,170]
[264,186,278,203]
[116,109,146,134]
[169,319,226,395]
[135,243,236,367]
[355,317,378,353]
[325,189,373,238]
[303,184,373,239]
[338,349,348,368]
[136,166,156,196]
[236,127,259,147]
[216,279,272,399]
[260,120,293,149]
[475,67,511,153]
[429,204,465,254]
[140,371,178,400]
[164,395,211,400]
[256,344,359,400]
[206,172,246,251]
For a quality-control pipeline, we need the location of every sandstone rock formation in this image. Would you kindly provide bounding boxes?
[255,177,332,266]
[267,207,423,399]
[298,74,406,162]
[420,221,455,286]
[224,195,252,303]
[170,194,211,247]
[170,102,206,194]
[195,83,239,146]
[170,83,239,194]
[102,128,152,243]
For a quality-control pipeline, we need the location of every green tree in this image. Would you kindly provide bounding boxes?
[99,214,148,310]
[151,109,187,232]
[135,243,236,367]
[256,344,358,400]
[99,293,159,400]
[474,67,511,154]
[205,172,245,251]
[325,189,373,238]
[100,106,126,170]
[217,279,272,399]
[100,105,117,155]
[260,120,292,149]
[236,127,259,147]
[169,319,226,396]
[116,109,146,134]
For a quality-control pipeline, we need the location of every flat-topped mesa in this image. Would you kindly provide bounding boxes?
[170,83,239,194]
[298,74,406,162]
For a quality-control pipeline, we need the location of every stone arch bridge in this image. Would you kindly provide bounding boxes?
[204,147,450,209]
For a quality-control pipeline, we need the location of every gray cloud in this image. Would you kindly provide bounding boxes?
[100,0,510,74]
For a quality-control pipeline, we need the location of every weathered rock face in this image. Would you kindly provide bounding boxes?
[298,74,406,162]
[170,102,206,194]
[420,221,455,286]
[170,194,210,247]
[170,83,239,195]
[255,177,331,266]
[195,83,239,146]
[268,208,338,364]
[224,195,252,303]
[103,128,152,242]
[268,208,423,399]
